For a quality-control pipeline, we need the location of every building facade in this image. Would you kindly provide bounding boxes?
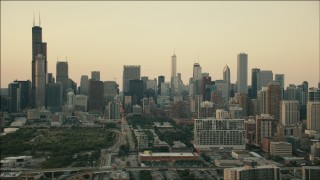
[237,53,248,94]
[194,118,246,151]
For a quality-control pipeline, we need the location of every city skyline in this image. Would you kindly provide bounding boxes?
[1,1,319,89]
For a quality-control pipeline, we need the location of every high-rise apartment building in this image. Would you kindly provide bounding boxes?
[194,118,246,150]
[280,100,300,125]
[266,81,281,121]
[255,114,275,146]
[123,65,141,93]
[237,53,248,94]
[307,102,320,131]
[108,101,121,119]
[257,87,268,115]
[307,88,320,130]
[80,75,89,95]
[308,87,320,102]
[32,21,47,107]
[35,54,46,108]
[91,71,100,81]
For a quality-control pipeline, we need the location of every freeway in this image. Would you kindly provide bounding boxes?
[1,166,303,174]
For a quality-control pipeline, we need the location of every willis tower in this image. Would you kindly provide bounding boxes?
[32,15,47,107]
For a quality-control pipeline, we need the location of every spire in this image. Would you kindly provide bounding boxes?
[39,12,41,27]
[33,13,35,26]
[173,48,175,56]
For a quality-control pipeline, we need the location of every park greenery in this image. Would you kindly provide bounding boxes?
[127,115,194,147]
[1,127,116,168]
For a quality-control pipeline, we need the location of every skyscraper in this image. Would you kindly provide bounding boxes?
[46,82,62,113]
[193,63,202,81]
[237,53,248,94]
[47,73,55,84]
[56,61,69,99]
[88,80,105,112]
[260,70,273,89]
[91,71,100,81]
[8,82,21,113]
[266,81,281,121]
[14,80,32,109]
[255,114,275,146]
[171,53,177,78]
[307,88,320,130]
[171,54,178,94]
[251,68,260,99]
[275,74,285,100]
[223,65,230,84]
[257,87,268,115]
[34,54,46,108]
[80,75,89,95]
[129,79,144,105]
[123,65,141,93]
[280,100,300,125]
[158,75,165,95]
[32,19,47,107]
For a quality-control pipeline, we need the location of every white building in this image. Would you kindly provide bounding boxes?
[307,102,320,131]
[280,100,300,125]
[270,141,292,157]
[194,118,246,150]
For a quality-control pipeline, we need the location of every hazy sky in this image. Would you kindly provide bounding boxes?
[1,1,319,89]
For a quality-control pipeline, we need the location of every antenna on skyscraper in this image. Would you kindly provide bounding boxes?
[33,13,35,26]
[39,12,41,26]
[198,51,200,64]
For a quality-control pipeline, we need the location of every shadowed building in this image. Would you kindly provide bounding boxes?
[32,19,47,107]
[266,81,281,121]
[56,61,69,100]
[123,65,141,93]
[88,80,105,112]
[46,82,62,113]
[129,80,143,105]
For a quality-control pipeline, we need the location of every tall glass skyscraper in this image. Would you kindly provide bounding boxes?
[32,20,47,107]
[237,53,248,94]
[35,54,46,108]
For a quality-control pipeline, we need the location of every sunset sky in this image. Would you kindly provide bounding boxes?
[1,1,319,90]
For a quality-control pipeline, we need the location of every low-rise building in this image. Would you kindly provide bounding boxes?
[224,165,280,180]
[302,166,320,180]
[1,156,33,168]
[270,141,292,157]
[138,152,199,162]
[231,150,251,160]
